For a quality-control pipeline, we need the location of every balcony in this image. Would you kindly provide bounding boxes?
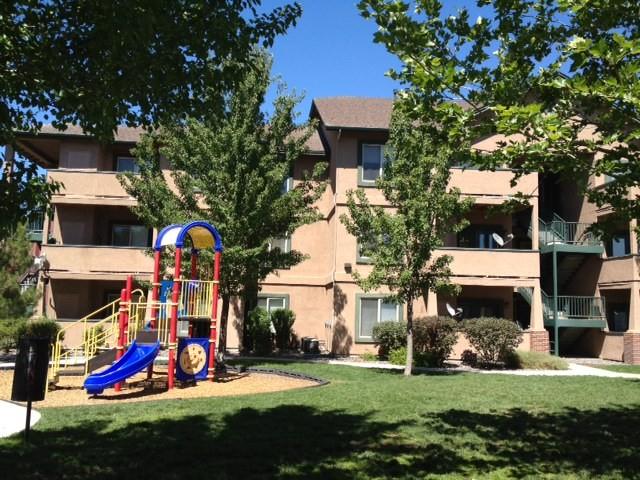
[542,291,607,328]
[26,211,44,242]
[449,168,538,199]
[43,244,153,279]
[48,170,135,206]
[439,247,539,280]
[539,214,603,254]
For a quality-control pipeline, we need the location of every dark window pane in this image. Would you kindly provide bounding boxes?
[362,145,382,182]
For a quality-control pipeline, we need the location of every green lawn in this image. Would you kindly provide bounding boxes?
[592,364,640,374]
[1,361,639,479]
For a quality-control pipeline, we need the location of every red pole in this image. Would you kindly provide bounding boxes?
[207,251,221,381]
[114,288,127,392]
[168,247,182,390]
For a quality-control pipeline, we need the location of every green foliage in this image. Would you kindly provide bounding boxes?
[460,349,478,367]
[388,347,408,366]
[361,351,378,362]
[463,318,523,365]
[504,351,569,370]
[0,318,26,352]
[120,52,327,353]
[372,320,406,356]
[0,224,39,318]
[413,316,458,367]
[16,318,62,342]
[1,1,301,239]
[340,104,473,374]
[359,0,640,234]
[245,307,273,355]
[271,308,295,351]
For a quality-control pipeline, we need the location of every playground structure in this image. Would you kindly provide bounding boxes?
[49,221,223,393]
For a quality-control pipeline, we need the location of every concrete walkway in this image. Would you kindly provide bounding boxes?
[0,400,41,438]
[326,359,640,379]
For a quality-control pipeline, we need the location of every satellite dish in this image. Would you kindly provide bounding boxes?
[492,233,514,248]
[446,303,463,318]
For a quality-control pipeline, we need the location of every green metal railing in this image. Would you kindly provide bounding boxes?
[541,291,606,321]
[26,211,44,242]
[539,214,600,246]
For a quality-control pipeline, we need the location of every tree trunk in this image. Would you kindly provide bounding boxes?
[241,279,259,352]
[405,299,413,376]
[216,294,230,365]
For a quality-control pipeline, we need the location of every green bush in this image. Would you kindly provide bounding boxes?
[17,318,63,341]
[372,321,406,356]
[413,316,458,367]
[460,349,478,367]
[270,308,295,351]
[463,317,522,365]
[504,350,569,370]
[388,347,408,366]
[245,307,273,355]
[0,318,27,352]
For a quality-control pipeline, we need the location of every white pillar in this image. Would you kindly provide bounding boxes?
[630,286,639,332]
[530,283,544,331]
[426,289,438,316]
[531,200,539,250]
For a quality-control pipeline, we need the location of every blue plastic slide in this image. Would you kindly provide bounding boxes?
[84,340,160,395]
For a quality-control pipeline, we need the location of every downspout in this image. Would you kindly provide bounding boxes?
[328,128,342,352]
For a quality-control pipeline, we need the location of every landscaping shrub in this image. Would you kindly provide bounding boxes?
[372,321,406,356]
[388,346,407,366]
[460,349,478,367]
[504,350,569,370]
[413,316,458,367]
[463,317,522,365]
[17,318,63,341]
[0,318,26,352]
[245,307,273,355]
[270,308,295,351]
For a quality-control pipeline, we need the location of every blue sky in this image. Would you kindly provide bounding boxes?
[262,0,484,119]
[262,0,402,118]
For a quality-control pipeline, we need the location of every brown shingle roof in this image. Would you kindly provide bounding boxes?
[311,97,394,130]
[36,124,146,143]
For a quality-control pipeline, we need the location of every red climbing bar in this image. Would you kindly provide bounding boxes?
[208,251,221,381]
[167,247,182,390]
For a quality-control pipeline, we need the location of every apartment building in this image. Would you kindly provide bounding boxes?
[12,97,640,363]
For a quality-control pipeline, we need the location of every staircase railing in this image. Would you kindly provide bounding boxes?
[539,214,601,247]
[50,298,120,381]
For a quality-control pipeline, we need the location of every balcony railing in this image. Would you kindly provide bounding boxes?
[539,214,601,247]
[26,211,44,242]
[542,291,606,321]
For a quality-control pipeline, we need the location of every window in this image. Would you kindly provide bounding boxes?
[356,295,402,342]
[257,295,289,313]
[457,226,501,249]
[116,156,140,173]
[359,143,388,185]
[606,231,630,257]
[269,236,291,253]
[457,298,503,319]
[607,303,629,332]
[111,224,150,247]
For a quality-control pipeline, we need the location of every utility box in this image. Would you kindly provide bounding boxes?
[11,336,50,402]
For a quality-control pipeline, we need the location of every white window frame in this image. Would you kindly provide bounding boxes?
[268,235,291,254]
[257,294,289,314]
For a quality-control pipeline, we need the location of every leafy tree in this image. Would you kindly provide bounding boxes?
[340,105,472,375]
[359,0,640,234]
[1,0,302,238]
[120,54,327,357]
[0,224,38,319]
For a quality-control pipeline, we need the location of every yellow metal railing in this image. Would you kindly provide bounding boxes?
[176,279,215,319]
[49,298,120,381]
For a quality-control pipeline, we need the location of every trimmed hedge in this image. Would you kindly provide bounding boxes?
[463,317,522,365]
[372,321,406,356]
[0,318,62,353]
[245,307,273,355]
[413,316,458,367]
[504,350,569,370]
